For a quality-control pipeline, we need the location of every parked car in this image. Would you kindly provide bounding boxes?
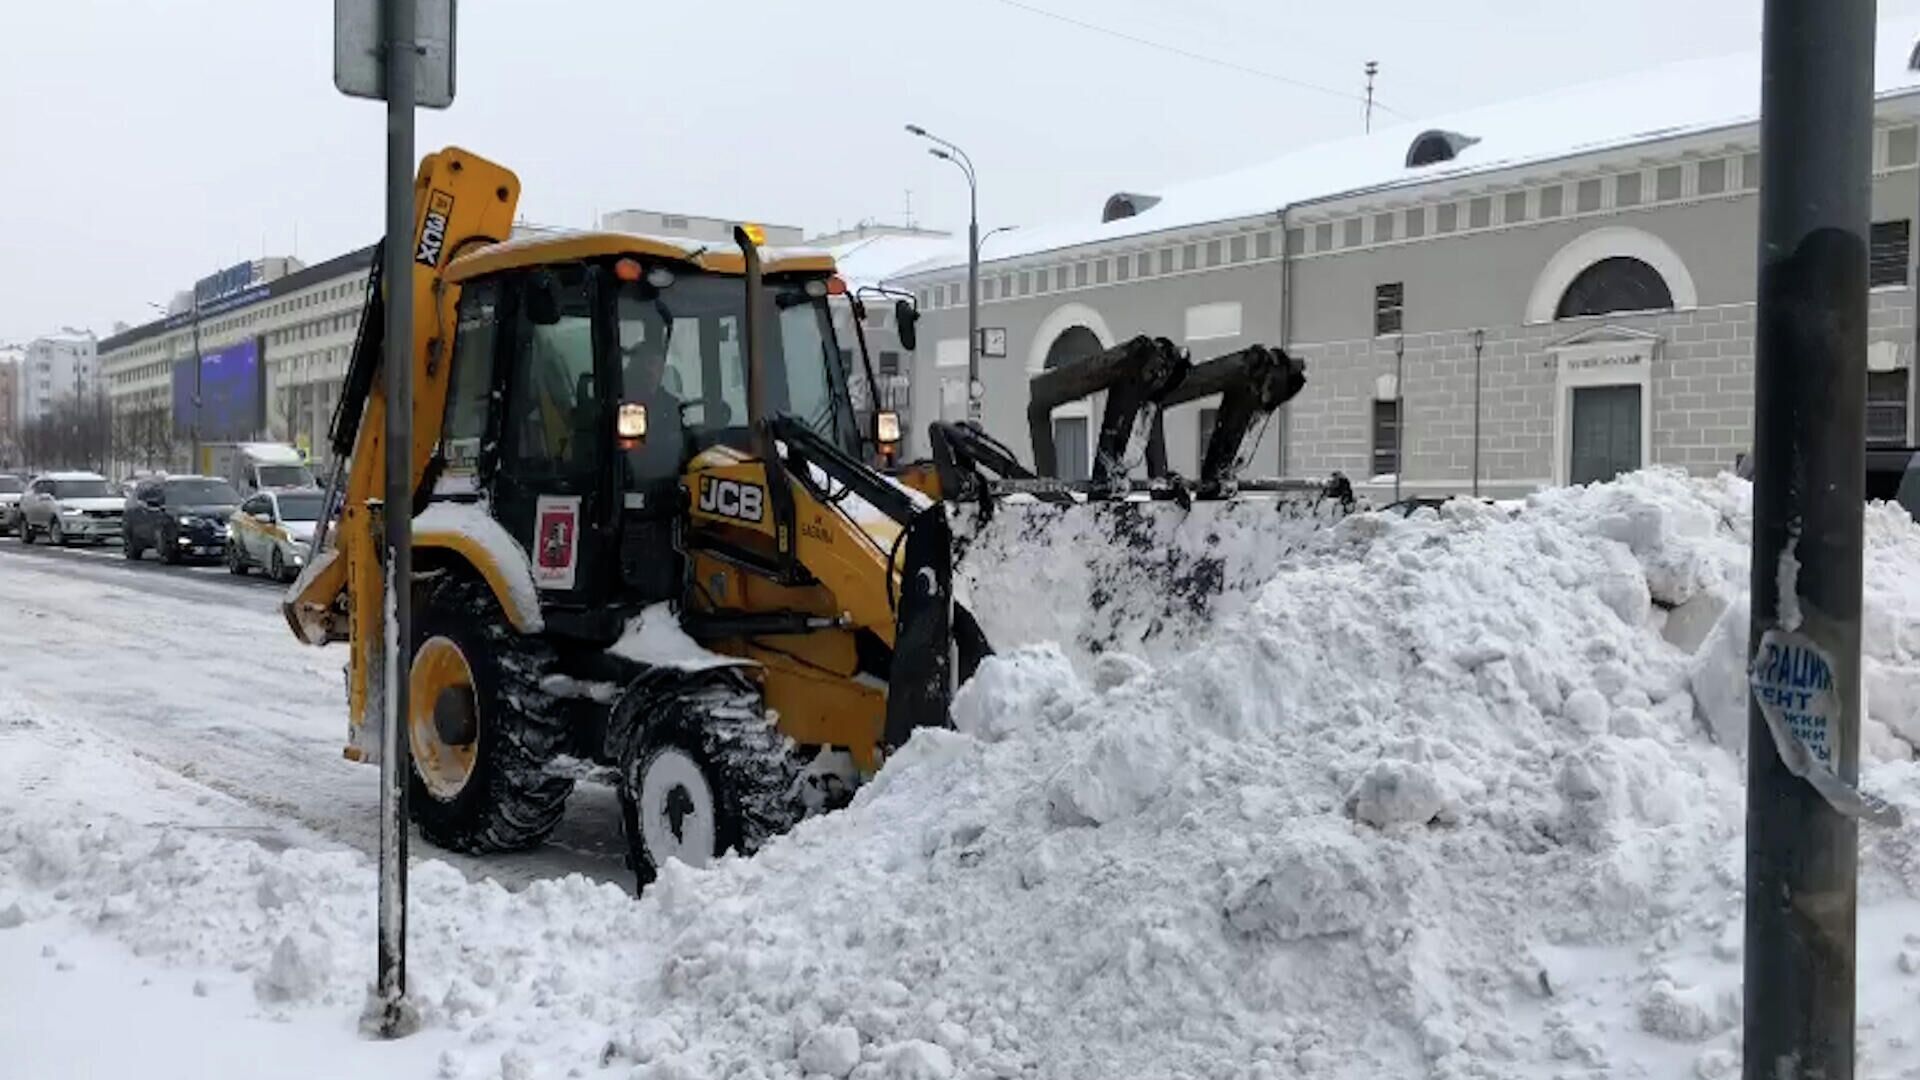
[228,487,326,581]
[124,475,242,564]
[1737,448,1920,519]
[17,471,124,546]
[0,473,25,536]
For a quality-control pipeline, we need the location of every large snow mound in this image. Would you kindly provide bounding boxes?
[5,469,1920,1079]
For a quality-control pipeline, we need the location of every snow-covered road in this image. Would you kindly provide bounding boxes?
[0,540,632,889]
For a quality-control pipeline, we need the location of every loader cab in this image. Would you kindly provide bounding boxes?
[437,237,860,632]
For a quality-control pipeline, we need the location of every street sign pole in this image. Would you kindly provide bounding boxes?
[337,0,450,1037]
[1743,1,1873,1076]
[373,0,417,1038]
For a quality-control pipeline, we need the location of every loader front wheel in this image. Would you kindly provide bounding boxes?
[406,577,573,853]
[618,669,802,891]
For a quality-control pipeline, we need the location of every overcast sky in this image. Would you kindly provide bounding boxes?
[6,0,1920,344]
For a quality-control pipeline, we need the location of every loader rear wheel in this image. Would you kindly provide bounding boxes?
[617,669,802,891]
[406,577,573,853]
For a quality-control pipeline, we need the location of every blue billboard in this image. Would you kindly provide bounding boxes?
[173,339,264,442]
[194,261,260,307]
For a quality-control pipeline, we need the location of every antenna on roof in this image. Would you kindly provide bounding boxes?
[1364,61,1380,133]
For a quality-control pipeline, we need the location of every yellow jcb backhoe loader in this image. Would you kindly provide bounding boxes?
[284,147,983,887]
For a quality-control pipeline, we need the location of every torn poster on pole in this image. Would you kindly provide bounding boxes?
[1749,627,1902,826]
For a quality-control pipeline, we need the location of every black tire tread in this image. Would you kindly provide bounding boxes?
[619,669,803,889]
[409,575,574,854]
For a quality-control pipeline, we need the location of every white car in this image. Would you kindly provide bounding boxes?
[0,473,24,536]
[227,488,326,581]
[17,471,124,546]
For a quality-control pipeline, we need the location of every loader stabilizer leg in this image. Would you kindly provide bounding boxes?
[885,505,957,752]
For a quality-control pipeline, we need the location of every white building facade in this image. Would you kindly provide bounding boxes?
[100,248,375,472]
[18,331,98,426]
[891,21,1920,497]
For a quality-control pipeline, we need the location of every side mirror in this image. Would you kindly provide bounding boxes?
[894,300,919,352]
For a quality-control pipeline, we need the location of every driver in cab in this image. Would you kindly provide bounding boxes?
[619,322,687,493]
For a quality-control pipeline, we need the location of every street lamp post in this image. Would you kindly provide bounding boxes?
[906,124,981,422]
[979,224,1018,256]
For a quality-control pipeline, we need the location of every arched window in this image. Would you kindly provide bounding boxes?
[1554,257,1675,319]
[1043,326,1103,371]
[1042,327,1104,481]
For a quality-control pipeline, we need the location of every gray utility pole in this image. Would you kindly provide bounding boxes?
[1470,328,1484,498]
[1393,333,1404,504]
[334,0,451,1037]
[1743,1,1872,1077]
[376,0,417,1037]
[1364,60,1379,134]
[190,295,202,473]
[906,124,982,422]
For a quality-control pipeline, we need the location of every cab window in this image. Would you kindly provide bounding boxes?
[506,267,599,478]
[442,279,502,474]
[613,269,856,462]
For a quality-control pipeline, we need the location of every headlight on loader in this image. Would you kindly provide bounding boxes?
[877,410,902,445]
[617,402,649,440]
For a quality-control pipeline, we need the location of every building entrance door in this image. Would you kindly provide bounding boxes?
[1052,416,1090,481]
[1569,383,1642,485]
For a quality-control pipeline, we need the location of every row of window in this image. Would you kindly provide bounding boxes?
[269,312,357,347]
[1307,153,1764,263]
[1364,218,1915,337]
[1364,368,1913,479]
[108,275,367,365]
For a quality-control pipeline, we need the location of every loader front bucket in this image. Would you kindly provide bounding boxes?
[885,504,958,751]
[949,489,1354,668]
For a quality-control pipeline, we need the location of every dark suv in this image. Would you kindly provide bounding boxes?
[124,475,242,564]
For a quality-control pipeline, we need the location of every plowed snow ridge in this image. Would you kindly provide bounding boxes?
[3,470,1919,1080]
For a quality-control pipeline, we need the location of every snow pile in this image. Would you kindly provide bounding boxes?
[6,469,1920,1079]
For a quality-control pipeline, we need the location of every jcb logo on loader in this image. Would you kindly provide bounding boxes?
[415,190,456,267]
[698,477,765,523]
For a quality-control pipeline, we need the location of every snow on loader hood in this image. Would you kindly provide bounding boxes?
[2,469,1919,1079]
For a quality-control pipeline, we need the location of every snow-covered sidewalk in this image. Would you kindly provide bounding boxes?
[3,471,1919,1079]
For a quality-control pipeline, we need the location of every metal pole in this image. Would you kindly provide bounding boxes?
[967,177,981,423]
[1393,334,1404,504]
[1471,328,1484,497]
[1743,1,1871,1077]
[1364,61,1379,134]
[904,126,981,423]
[190,298,202,473]
[374,0,417,1039]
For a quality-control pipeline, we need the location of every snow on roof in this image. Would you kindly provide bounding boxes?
[823,231,961,289]
[899,19,1920,278]
[238,442,305,463]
